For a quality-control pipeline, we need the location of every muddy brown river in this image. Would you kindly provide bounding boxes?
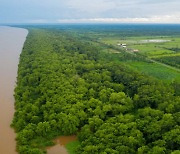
[47,135,77,154]
[0,26,77,154]
[0,26,28,154]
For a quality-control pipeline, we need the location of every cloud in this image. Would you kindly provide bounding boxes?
[57,14,180,23]
[26,19,49,23]
[1,0,180,23]
[62,0,180,20]
[66,0,116,14]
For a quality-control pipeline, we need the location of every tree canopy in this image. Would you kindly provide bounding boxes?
[12,28,180,154]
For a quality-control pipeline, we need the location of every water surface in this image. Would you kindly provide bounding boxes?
[47,135,77,154]
[0,26,28,154]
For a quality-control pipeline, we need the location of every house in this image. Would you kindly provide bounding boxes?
[117,43,127,48]
[133,49,139,52]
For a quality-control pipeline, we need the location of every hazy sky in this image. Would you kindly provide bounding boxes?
[1,0,180,24]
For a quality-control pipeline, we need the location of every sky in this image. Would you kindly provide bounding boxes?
[1,0,180,24]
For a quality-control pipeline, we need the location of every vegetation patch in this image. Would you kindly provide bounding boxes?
[126,61,180,82]
[153,56,180,69]
[12,26,180,154]
[66,141,80,154]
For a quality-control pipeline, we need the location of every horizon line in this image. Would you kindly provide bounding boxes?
[1,22,180,26]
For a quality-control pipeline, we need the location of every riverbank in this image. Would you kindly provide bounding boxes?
[0,26,28,154]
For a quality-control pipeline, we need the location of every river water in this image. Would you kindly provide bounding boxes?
[47,135,77,154]
[0,26,28,154]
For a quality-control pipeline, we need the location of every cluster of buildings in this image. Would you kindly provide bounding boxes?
[117,43,139,52]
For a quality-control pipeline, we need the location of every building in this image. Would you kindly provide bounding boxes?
[133,49,139,52]
[117,43,127,48]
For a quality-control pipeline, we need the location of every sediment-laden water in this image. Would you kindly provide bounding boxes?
[47,135,77,154]
[0,26,28,154]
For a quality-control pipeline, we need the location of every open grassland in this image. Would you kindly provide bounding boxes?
[149,52,180,58]
[129,44,174,56]
[97,35,180,82]
[100,36,179,56]
[152,55,180,69]
[99,35,180,71]
[129,37,180,56]
[126,61,180,82]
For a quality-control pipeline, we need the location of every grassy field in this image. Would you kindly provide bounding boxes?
[152,55,180,69]
[150,52,180,58]
[129,44,174,56]
[67,26,180,84]
[126,61,180,82]
[100,36,179,55]
[98,35,180,79]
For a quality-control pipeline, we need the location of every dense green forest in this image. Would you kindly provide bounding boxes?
[12,26,180,154]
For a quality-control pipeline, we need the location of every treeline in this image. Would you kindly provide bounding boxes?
[153,56,180,69]
[12,28,180,154]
